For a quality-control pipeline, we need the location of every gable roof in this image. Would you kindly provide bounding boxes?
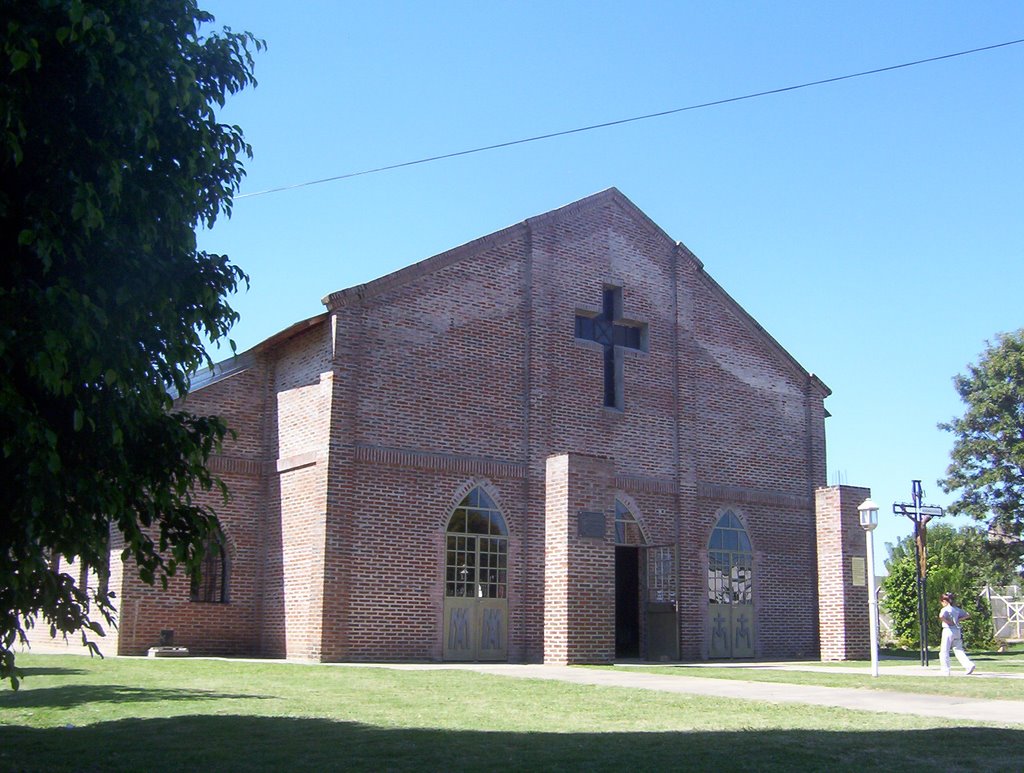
[191,188,828,399]
[321,187,675,310]
[182,311,328,395]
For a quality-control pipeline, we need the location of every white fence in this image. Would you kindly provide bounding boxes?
[983,585,1024,642]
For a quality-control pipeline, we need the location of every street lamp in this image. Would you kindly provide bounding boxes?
[858,498,880,678]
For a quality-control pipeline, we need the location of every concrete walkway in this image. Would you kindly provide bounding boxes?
[373,662,1024,728]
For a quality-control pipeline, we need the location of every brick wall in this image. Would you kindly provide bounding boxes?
[264,327,333,660]
[114,188,831,665]
[544,453,617,664]
[112,359,270,656]
[816,485,872,660]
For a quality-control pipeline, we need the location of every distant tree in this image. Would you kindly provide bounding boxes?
[881,524,1013,649]
[880,550,921,647]
[1,0,263,687]
[940,330,1024,552]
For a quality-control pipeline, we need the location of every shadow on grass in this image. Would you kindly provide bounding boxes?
[0,716,1021,772]
[0,684,260,710]
[16,667,89,678]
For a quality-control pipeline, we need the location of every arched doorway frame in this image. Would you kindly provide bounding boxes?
[705,507,756,659]
[613,494,649,546]
[613,497,646,658]
[441,479,510,661]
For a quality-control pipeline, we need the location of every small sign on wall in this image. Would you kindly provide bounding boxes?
[578,511,606,538]
[851,556,866,587]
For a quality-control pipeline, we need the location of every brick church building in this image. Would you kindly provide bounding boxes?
[88,188,869,664]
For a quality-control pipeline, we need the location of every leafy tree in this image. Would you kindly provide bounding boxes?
[940,330,1024,549]
[1,0,262,687]
[881,524,1012,650]
[881,552,920,647]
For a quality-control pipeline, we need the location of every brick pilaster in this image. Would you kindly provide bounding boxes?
[816,485,872,661]
[544,453,616,664]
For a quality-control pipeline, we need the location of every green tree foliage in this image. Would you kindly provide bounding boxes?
[940,330,1024,550]
[1,0,262,687]
[881,553,919,646]
[881,524,1013,650]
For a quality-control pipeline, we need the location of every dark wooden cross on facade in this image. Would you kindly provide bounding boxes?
[574,286,647,409]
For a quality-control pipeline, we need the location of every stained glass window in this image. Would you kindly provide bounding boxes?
[707,510,753,605]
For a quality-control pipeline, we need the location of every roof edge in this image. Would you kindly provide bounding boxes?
[322,221,528,309]
[185,311,329,395]
[678,242,831,397]
[526,186,678,252]
[321,187,672,310]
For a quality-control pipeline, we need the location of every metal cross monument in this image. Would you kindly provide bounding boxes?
[892,479,945,666]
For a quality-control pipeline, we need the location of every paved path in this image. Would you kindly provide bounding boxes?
[373,662,1024,727]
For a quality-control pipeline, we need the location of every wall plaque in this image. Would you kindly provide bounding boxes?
[851,556,866,587]
[578,511,606,538]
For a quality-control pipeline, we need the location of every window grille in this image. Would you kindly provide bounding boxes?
[707,510,753,605]
[191,532,228,603]
[446,488,508,599]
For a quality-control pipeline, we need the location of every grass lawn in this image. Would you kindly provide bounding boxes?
[2,654,1023,772]
[610,647,1024,701]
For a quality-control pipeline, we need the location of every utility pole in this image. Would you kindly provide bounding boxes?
[893,480,945,667]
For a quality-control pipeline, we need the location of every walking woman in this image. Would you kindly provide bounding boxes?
[938,592,976,676]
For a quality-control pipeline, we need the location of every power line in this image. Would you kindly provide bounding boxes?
[236,38,1024,200]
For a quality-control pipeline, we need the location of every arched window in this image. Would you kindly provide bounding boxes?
[446,487,508,599]
[614,499,645,545]
[707,510,752,605]
[191,531,228,604]
[707,510,755,657]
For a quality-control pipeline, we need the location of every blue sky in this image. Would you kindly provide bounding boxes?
[196,1,1024,559]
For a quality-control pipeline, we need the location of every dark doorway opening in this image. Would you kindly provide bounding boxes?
[615,546,640,658]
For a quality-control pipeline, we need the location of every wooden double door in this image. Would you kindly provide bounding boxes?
[443,532,507,661]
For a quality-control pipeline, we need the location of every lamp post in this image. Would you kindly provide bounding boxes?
[858,498,880,678]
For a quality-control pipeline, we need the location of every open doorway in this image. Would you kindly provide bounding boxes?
[615,546,640,658]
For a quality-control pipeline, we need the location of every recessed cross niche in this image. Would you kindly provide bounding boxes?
[574,286,648,409]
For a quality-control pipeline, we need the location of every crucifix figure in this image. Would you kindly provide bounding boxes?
[574,286,647,409]
[893,479,946,668]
